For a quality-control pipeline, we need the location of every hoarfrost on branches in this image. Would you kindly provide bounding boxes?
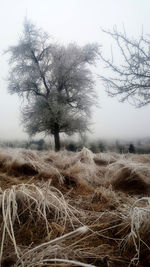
[99,27,150,107]
[7,20,100,150]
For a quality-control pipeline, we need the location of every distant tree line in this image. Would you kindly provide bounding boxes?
[1,139,150,154]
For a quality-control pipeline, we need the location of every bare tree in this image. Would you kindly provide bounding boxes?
[99,27,150,107]
[7,20,99,150]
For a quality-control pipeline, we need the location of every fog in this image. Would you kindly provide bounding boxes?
[0,0,150,141]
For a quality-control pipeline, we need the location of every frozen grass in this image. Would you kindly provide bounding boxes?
[119,197,150,266]
[0,147,150,266]
[16,226,89,266]
[105,158,150,194]
[0,182,81,266]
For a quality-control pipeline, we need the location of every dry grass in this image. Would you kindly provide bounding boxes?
[0,147,150,266]
[105,158,150,195]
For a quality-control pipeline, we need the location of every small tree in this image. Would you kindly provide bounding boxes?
[99,27,150,107]
[7,20,99,150]
[129,144,135,153]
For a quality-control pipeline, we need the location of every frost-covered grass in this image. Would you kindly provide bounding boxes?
[0,147,150,266]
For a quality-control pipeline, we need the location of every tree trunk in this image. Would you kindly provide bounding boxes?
[54,131,60,151]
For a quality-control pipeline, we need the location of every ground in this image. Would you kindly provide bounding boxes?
[0,147,150,267]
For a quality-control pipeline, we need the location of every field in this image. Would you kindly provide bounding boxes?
[0,147,150,267]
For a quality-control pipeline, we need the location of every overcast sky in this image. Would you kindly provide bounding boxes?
[0,0,150,141]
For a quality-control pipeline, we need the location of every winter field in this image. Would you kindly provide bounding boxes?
[0,147,150,266]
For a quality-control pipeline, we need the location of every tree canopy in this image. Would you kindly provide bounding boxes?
[99,27,150,107]
[7,20,99,150]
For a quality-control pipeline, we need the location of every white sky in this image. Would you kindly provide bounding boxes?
[0,0,150,141]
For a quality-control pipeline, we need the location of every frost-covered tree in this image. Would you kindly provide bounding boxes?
[7,20,99,150]
[99,28,150,107]
[22,97,90,151]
